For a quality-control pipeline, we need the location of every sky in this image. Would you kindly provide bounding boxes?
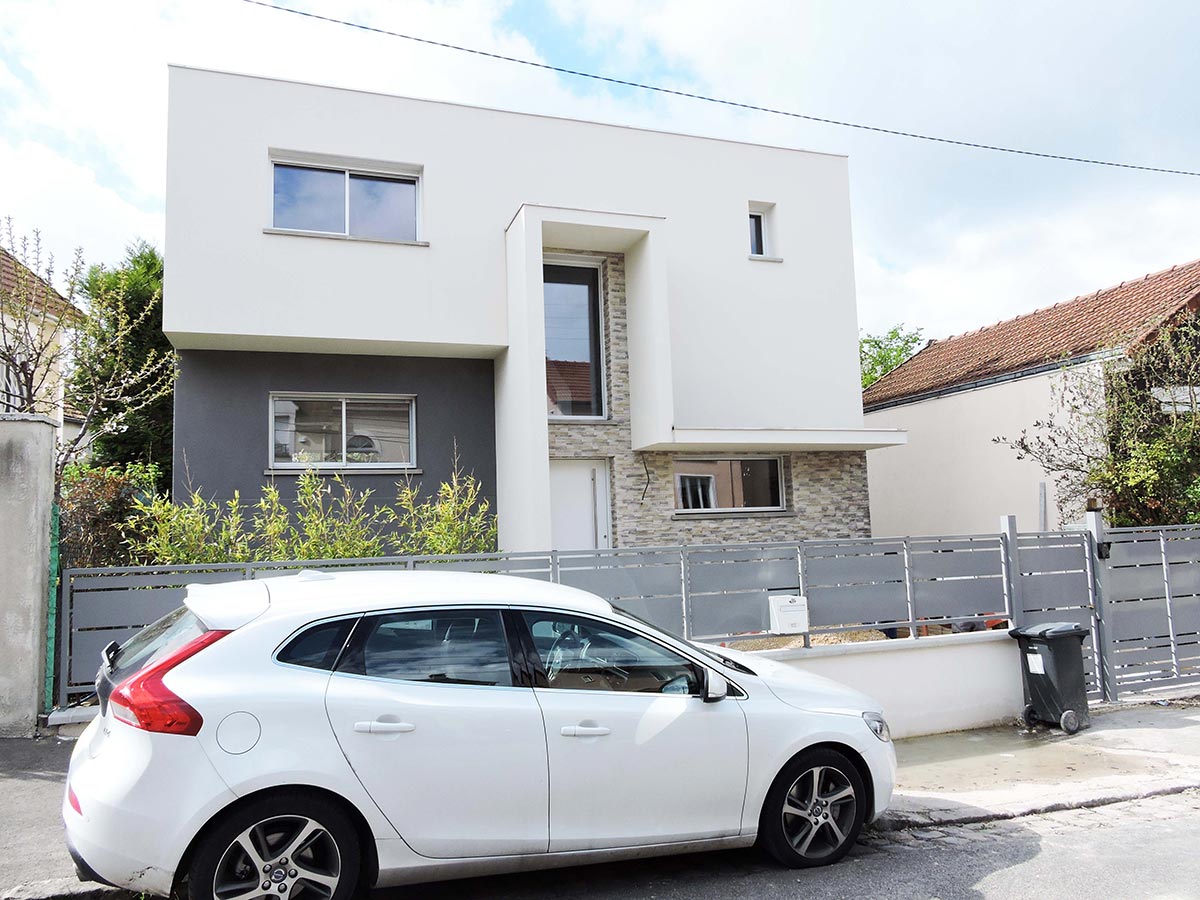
[3,0,1200,340]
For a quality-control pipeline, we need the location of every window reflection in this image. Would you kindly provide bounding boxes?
[544,265,603,417]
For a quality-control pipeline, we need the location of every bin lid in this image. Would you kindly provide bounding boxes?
[1009,621,1089,639]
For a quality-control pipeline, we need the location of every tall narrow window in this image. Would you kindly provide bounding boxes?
[749,213,765,256]
[544,264,603,418]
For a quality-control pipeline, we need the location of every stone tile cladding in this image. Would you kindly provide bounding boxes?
[545,250,871,546]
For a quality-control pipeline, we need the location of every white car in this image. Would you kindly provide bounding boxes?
[64,571,895,899]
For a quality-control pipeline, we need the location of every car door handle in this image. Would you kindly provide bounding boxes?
[353,720,416,734]
[561,725,610,737]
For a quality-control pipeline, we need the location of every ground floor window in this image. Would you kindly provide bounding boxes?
[271,393,415,468]
[673,457,784,512]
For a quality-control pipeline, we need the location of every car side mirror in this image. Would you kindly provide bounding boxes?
[703,670,728,703]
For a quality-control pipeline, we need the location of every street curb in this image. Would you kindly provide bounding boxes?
[0,879,135,900]
[871,781,1200,832]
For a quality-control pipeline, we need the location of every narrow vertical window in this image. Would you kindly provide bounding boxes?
[544,264,603,418]
[749,213,765,256]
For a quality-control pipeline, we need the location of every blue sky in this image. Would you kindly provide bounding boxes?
[3,0,1200,338]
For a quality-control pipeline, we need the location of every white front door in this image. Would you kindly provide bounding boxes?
[549,459,611,550]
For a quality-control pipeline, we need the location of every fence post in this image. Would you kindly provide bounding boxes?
[679,547,691,640]
[1157,531,1182,679]
[1000,515,1024,628]
[901,539,917,639]
[1085,509,1118,701]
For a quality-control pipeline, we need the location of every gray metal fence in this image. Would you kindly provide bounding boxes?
[57,535,1016,708]
[55,520,1200,709]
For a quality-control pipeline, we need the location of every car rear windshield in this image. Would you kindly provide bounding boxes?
[109,607,209,682]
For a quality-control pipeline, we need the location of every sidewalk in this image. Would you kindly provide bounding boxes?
[877,694,1200,830]
[3,696,1199,899]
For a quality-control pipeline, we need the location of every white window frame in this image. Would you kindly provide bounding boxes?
[543,253,608,422]
[269,391,417,471]
[267,149,425,245]
[672,456,787,514]
[748,200,782,262]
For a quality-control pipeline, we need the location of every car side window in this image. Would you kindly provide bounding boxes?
[340,609,513,687]
[277,618,356,671]
[521,612,702,695]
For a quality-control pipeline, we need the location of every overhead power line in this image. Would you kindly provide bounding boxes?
[242,0,1200,178]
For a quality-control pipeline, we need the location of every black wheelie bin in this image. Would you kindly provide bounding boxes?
[1010,622,1091,734]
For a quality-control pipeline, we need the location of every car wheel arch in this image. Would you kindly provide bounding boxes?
[171,784,379,896]
[762,742,874,826]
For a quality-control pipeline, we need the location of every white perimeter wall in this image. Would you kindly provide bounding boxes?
[165,66,866,435]
[864,369,1078,537]
[761,632,1025,739]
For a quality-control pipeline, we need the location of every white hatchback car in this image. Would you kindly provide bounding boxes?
[64,571,895,899]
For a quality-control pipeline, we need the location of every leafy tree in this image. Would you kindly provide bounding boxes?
[0,218,176,497]
[999,314,1200,526]
[59,462,159,568]
[75,243,172,490]
[860,324,924,389]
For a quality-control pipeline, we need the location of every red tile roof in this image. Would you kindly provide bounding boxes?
[0,247,77,319]
[546,359,595,406]
[863,257,1200,409]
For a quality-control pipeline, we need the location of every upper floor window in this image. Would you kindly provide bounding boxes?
[748,201,778,259]
[673,457,784,512]
[749,213,765,256]
[271,393,415,469]
[545,263,604,418]
[272,163,418,242]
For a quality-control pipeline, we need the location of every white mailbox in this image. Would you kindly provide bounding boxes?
[768,594,810,635]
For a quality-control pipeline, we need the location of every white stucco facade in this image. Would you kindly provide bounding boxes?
[864,367,1097,537]
[165,66,902,549]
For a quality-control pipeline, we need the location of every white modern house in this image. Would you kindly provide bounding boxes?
[165,66,903,552]
[864,258,1200,536]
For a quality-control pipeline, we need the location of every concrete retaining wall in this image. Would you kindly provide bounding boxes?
[759,630,1025,739]
[0,415,55,737]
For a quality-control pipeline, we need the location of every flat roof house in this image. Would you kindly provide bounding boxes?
[165,66,902,551]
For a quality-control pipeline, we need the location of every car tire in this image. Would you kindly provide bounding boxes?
[759,748,867,868]
[186,792,361,900]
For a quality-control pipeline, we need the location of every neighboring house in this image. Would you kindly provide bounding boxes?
[164,66,903,552]
[0,247,79,442]
[863,258,1200,537]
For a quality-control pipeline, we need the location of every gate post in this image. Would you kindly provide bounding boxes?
[0,415,56,736]
[1000,515,1024,627]
[1085,508,1118,701]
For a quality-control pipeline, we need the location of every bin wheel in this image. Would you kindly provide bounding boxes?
[1059,709,1081,734]
[1022,704,1039,729]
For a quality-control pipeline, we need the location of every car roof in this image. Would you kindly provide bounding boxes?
[256,569,615,618]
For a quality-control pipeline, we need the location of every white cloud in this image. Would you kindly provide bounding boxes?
[3,0,1200,336]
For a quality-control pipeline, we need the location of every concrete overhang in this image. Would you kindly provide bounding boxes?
[636,427,908,452]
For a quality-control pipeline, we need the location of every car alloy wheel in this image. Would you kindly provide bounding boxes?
[760,748,866,868]
[188,794,360,900]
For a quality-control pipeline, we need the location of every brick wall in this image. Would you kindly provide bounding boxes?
[546,250,871,547]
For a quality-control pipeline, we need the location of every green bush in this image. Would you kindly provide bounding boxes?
[59,463,159,568]
[125,466,497,565]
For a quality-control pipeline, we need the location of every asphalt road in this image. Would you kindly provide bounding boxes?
[375,790,1200,900]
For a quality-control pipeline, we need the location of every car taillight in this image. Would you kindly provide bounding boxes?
[109,630,230,736]
[67,785,82,816]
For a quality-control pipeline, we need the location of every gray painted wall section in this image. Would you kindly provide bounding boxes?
[0,415,54,736]
[173,351,497,511]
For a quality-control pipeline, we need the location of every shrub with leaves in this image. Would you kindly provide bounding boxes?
[389,463,498,556]
[59,463,159,568]
[124,468,494,565]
